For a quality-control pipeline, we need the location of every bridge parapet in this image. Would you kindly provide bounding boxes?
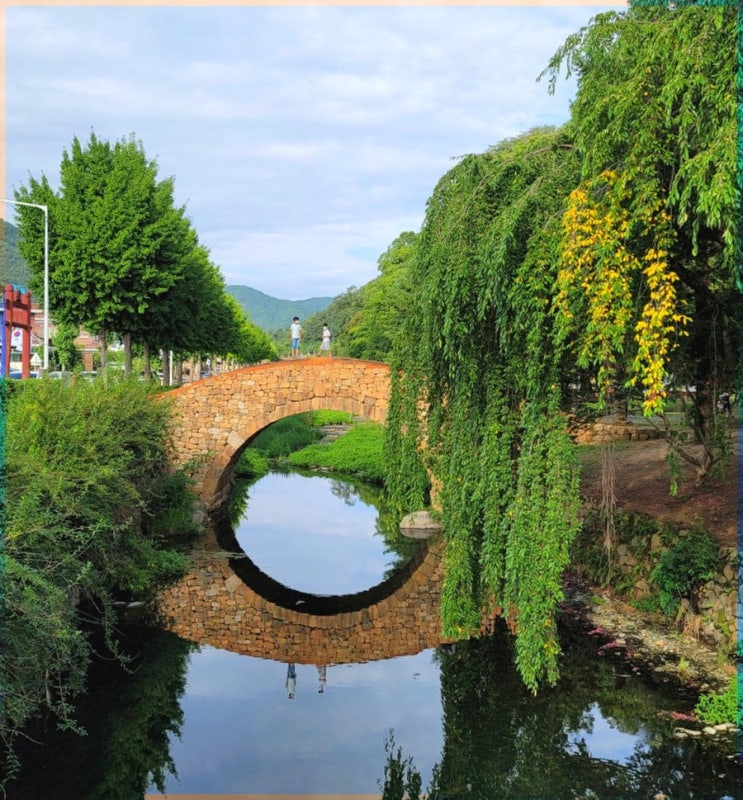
[165,357,390,509]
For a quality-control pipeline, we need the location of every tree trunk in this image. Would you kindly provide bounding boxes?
[143,341,152,379]
[123,332,133,376]
[98,327,107,369]
[174,356,183,386]
[161,349,171,386]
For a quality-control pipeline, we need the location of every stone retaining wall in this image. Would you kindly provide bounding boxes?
[578,521,737,652]
[573,419,662,444]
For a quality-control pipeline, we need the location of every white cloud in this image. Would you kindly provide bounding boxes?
[6,4,622,299]
[208,214,423,299]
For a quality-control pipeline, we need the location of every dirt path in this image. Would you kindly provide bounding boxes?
[579,435,737,548]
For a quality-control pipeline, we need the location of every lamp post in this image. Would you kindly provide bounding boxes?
[0,199,49,370]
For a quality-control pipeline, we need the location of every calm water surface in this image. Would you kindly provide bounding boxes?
[6,471,739,799]
[232,470,398,594]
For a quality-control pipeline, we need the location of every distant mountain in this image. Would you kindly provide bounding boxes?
[1,220,31,288]
[226,285,334,332]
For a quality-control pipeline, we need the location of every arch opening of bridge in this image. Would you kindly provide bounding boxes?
[210,510,429,617]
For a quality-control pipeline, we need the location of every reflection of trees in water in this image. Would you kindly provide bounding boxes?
[385,623,737,799]
[329,478,419,572]
[5,623,196,800]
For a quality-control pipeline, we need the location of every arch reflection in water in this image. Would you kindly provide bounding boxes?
[157,472,455,666]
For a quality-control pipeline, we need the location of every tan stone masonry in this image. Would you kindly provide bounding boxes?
[157,357,460,662]
[157,536,453,664]
[164,357,390,510]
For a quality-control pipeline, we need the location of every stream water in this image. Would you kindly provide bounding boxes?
[5,470,739,799]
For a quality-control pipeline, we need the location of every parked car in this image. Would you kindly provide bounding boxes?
[48,371,74,382]
[7,370,39,379]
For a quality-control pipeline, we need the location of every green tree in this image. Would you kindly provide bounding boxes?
[543,2,739,482]
[13,173,59,299]
[14,133,210,372]
[302,286,363,357]
[343,232,418,362]
[385,127,582,691]
[136,237,274,380]
[50,321,80,371]
[300,233,417,362]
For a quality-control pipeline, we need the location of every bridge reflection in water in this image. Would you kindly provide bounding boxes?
[157,514,455,665]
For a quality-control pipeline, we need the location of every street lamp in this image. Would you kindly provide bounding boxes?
[0,199,49,370]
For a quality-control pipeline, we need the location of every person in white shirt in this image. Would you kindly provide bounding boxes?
[290,317,302,358]
[318,323,332,356]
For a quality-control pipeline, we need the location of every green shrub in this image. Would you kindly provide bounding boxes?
[3,374,200,755]
[651,529,718,616]
[694,674,739,726]
[234,448,270,479]
[250,414,321,457]
[309,409,354,426]
[629,595,662,614]
[288,421,384,483]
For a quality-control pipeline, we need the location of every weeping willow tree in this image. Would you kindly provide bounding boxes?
[385,127,582,692]
[385,3,738,692]
[545,2,739,484]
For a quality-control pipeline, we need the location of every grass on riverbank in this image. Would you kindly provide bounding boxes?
[288,420,384,484]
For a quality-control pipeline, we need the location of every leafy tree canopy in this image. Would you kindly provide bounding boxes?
[13,131,253,367]
[545,2,739,482]
[385,3,738,691]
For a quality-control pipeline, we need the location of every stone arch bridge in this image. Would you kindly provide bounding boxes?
[158,357,466,662]
[166,357,391,511]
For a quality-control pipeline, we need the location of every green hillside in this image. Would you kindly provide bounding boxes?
[226,285,333,332]
[1,220,31,288]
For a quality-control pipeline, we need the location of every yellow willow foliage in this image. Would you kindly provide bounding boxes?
[554,171,690,414]
[632,240,691,415]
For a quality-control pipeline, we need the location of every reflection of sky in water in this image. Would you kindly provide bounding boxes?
[567,703,642,763]
[235,472,391,594]
[146,474,699,797]
[153,646,444,795]
[149,647,669,797]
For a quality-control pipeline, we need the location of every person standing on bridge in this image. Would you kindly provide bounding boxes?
[290,317,302,358]
[317,323,332,357]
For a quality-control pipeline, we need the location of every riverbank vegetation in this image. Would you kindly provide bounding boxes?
[288,421,384,484]
[1,375,201,778]
[383,4,738,692]
[234,410,377,481]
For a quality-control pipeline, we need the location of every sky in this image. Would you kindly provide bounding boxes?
[5,3,625,301]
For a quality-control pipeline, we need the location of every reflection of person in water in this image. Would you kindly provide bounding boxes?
[317,665,327,693]
[286,663,297,699]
